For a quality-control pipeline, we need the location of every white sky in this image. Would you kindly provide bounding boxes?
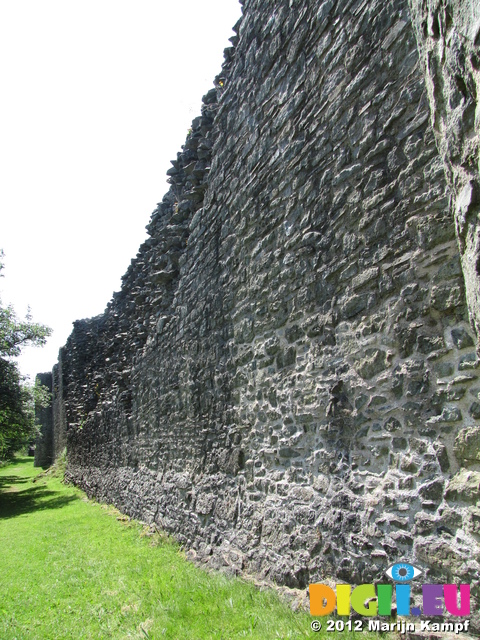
[0,0,242,382]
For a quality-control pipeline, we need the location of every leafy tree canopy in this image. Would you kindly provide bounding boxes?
[0,303,51,358]
[0,252,52,458]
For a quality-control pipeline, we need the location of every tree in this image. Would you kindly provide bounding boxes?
[0,252,52,459]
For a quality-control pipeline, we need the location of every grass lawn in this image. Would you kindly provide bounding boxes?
[0,457,380,639]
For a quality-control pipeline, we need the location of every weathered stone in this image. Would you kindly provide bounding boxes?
[459,352,478,370]
[34,372,54,467]
[415,538,464,576]
[454,427,480,464]
[445,470,480,503]
[470,402,480,420]
[435,361,454,377]
[465,506,480,536]
[276,347,296,369]
[392,437,408,449]
[436,505,462,531]
[418,479,444,502]
[434,442,450,472]
[409,0,480,344]
[384,417,402,432]
[342,294,368,319]
[451,327,475,349]
[414,512,439,536]
[427,406,462,424]
[430,284,463,311]
[285,325,303,343]
[355,349,389,380]
[417,335,445,354]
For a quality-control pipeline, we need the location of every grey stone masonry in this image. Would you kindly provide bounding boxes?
[38,0,480,631]
[34,372,53,467]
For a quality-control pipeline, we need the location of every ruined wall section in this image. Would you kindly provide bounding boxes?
[63,48,235,474]
[34,372,53,467]
[52,356,67,460]
[44,0,480,623]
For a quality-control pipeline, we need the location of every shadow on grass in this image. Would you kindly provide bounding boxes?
[0,475,29,488]
[0,481,79,519]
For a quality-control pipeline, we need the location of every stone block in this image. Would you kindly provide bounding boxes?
[451,327,475,349]
[355,349,389,379]
[454,427,480,464]
[445,469,480,503]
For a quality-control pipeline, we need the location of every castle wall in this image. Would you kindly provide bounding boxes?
[34,372,53,467]
[38,0,480,627]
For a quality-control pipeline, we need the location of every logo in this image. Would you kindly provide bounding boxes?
[309,562,470,617]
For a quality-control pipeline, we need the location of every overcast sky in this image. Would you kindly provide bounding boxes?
[0,0,242,382]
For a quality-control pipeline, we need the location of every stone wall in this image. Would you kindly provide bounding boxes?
[408,0,480,341]
[40,0,480,628]
[34,372,53,467]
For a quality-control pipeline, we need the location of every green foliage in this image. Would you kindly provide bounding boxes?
[0,252,52,459]
[0,303,51,358]
[32,375,52,409]
[0,458,381,640]
[0,359,32,457]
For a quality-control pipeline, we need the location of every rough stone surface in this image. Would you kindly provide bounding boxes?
[408,0,480,341]
[34,372,53,467]
[454,426,480,464]
[38,0,480,631]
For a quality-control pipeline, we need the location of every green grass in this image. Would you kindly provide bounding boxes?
[0,457,379,639]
